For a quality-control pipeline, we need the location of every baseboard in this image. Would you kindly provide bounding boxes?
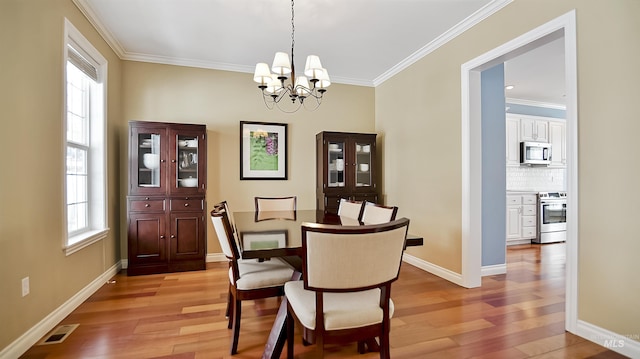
[402,253,464,287]
[0,262,122,359]
[574,320,640,358]
[206,253,226,263]
[507,239,532,246]
[481,263,507,276]
[121,254,226,267]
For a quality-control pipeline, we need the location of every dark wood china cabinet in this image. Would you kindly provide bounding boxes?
[316,131,378,214]
[127,121,207,275]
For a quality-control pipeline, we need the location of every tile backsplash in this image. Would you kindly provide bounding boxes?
[506,166,565,191]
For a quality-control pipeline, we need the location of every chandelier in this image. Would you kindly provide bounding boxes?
[253,0,331,112]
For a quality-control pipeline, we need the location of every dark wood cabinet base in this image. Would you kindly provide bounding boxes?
[127,260,206,276]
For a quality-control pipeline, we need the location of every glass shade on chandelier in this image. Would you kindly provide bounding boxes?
[254,52,330,112]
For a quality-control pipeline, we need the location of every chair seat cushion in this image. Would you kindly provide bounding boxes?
[232,258,294,290]
[284,281,394,331]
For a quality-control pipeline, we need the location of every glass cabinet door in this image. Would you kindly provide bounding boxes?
[137,132,162,188]
[327,140,345,187]
[175,134,200,189]
[354,141,372,188]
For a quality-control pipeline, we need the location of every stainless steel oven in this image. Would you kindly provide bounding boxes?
[534,191,567,243]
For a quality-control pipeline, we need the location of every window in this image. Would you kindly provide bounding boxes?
[63,19,108,255]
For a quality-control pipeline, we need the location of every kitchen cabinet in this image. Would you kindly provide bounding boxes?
[316,131,378,214]
[520,117,549,142]
[506,116,520,166]
[548,120,566,167]
[127,121,207,275]
[506,193,537,244]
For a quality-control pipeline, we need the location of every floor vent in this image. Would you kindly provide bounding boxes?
[38,324,79,345]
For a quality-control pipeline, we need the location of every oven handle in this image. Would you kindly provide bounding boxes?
[539,199,566,204]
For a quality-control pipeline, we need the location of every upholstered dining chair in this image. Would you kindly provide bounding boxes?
[254,196,297,221]
[220,200,237,234]
[210,203,294,354]
[285,218,410,359]
[254,196,297,212]
[337,198,364,220]
[360,201,398,225]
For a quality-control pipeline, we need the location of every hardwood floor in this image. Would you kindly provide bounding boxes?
[21,243,627,358]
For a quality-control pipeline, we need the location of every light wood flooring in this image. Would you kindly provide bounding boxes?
[21,243,628,358]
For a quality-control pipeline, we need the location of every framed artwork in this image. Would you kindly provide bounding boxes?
[240,121,288,180]
[241,230,288,250]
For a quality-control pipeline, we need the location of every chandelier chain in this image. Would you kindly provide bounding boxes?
[290,0,295,81]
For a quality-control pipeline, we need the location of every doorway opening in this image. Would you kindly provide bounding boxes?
[461,10,578,333]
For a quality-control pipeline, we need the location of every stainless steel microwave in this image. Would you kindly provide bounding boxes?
[520,141,551,165]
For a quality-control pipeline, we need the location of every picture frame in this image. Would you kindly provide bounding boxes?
[240,230,288,251]
[240,121,288,180]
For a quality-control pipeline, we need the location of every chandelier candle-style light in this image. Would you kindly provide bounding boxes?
[253,0,330,112]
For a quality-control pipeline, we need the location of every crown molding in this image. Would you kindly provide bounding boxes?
[506,97,566,110]
[73,0,507,88]
[121,52,374,87]
[373,0,513,87]
[72,0,126,58]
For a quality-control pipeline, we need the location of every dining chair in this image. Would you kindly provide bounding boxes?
[210,203,294,355]
[255,196,297,221]
[360,201,398,224]
[337,198,364,220]
[212,201,239,319]
[285,218,410,359]
[221,200,237,233]
[254,196,297,212]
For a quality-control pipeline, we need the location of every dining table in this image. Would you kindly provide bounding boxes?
[232,209,424,359]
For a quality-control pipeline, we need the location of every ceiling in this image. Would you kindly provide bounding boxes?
[74,0,565,106]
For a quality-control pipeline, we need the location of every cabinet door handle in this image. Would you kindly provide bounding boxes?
[145,204,150,207]
[161,159,166,163]
[171,235,175,239]
[160,235,165,239]
[171,159,176,163]
[184,203,189,207]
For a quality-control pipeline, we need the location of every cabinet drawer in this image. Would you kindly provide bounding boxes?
[353,193,378,203]
[522,195,537,205]
[506,196,521,205]
[170,198,204,211]
[522,205,536,216]
[522,227,536,238]
[522,216,536,227]
[129,198,166,212]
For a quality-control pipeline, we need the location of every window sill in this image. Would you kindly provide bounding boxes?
[65,228,109,256]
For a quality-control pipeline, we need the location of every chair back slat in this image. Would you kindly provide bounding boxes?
[221,200,237,235]
[255,196,297,212]
[361,201,398,224]
[337,198,364,220]
[210,203,240,260]
[302,218,409,291]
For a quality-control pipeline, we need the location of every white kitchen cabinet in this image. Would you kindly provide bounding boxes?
[506,117,520,166]
[506,193,537,244]
[506,195,522,239]
[520,117,549,142]
[548,120,566,167]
